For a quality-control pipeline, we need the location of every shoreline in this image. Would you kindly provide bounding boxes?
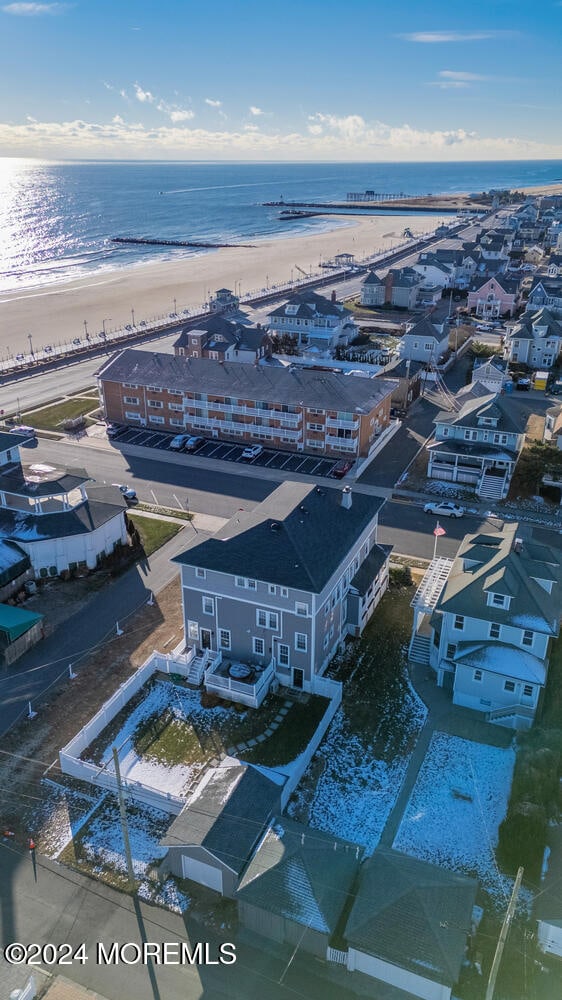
[0,213,438,354]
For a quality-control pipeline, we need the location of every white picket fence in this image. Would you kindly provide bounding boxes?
[279,677,342,809]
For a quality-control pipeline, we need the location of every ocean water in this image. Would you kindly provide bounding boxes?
[1,158,562,294]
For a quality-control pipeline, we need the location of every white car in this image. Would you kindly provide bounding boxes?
[241,444,264,461]
[424,501,465,518]
[112,483,138,503]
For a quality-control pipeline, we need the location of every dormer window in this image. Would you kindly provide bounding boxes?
[488,592,509,609]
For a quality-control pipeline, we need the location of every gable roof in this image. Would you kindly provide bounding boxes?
[173,481,384,593]
[436,522,562,636]
[268,290,349,321]
[362,270,384,286]
[404,316,447,344]
[345,848,477,987]
[468,273,519,295]
[508,307,562,343]
[162,761,284,875]
[434,384,525,435]
[237,817,363,934]
[174,314,248,351]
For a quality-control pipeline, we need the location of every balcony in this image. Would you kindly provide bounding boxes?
[325,435,358,452]
[326,417,360,430]
[204,658,275,709]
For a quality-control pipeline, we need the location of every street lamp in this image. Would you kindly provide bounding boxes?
[173,298,177,315]
[27,333,34,357]
[131,308,135,327]
[102,318,111,336]
[83,320,88,339]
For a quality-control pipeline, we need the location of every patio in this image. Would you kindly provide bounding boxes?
[204,656,276,708]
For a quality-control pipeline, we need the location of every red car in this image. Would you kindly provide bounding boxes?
[329,459,353,479]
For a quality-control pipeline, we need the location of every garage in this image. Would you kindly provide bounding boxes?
[182,854,223,894]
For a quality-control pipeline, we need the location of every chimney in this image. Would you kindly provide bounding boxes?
[513,537,523,555]
[341,486,352,509]
[384,271,394,304]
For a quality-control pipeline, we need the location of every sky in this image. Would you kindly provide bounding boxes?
[1,0,562,161]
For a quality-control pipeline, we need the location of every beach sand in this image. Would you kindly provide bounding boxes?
[0,214,439,354]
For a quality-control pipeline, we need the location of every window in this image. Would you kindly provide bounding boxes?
[235,576,257,590]
[219,629,231,651]
[125,410,141,420]
[491,593,506,608]
[295,602,308,616]
[247,578,257,590]
[278,644,289,666]
[453,615,465,631]
[123,395,139,405]
[253,636,265,656]
[235,576,245,588]
[268,584,276,595]
[196,567,206,579]
[473,669,483,682]
[504,680,515,693]
[295,633,307,652]
[446,643,456,659]
[256,609,278,629]
[489,622,501,639]
[202,596,214,615]
[280,587,288,598]
[522,684,534,698]
[187,621,199,641]
[522,629,534,647]
[148,400,163,409]
[148,415,164,424]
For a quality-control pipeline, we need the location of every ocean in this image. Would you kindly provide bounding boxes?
[1,158,562,294]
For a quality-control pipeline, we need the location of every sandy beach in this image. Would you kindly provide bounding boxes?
[0,214,438,355]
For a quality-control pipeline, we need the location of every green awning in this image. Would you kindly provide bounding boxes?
[0,604,43,642]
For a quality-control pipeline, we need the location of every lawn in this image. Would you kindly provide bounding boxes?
[287,585,428,853]
[241,697,330,768]
[127,512,183,555]
[393,731,517,907]
[21,396,98,431]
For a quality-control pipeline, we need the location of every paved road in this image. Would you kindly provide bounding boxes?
[0,847,359,1000]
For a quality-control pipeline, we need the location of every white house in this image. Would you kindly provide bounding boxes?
[360,270,385,306]
[400,317,449,365]
[410,523,562,730]
[526,277,562,317]
[412,256,454,289]
[505,307,562,368]
[268,290,357,349]
[470,356,508,393]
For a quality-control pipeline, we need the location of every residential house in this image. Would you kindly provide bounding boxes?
[383,267,425,310]
[161,760,284,896]
[546,253,562,277]
[0,431,127,577]
[544,403,562,450]
[412,255,454,290]
[344,848,477,1000]
[268,290,357,349]
[172,481,391,698]
[427,381,526,500]
[378,357,425,414]
[97,349,394,458]
[410,523,562,730]
[237,818,364,958]
[208,287,239,314]
[505,307,562,368]
[174,315,272,363]
[526,276,562,317]
[360,270,385,307]
[470,356,508,393]
[400,316,450,364]
[467,274,521,319]
[535,823,562,958]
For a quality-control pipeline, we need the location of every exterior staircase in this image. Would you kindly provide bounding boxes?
[186,651,208,685]
[477,471,508,501]
[487,702,535,729]
[408,633,431,665]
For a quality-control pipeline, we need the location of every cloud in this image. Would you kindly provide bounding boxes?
[440,71,488,81]
[399,30,513,43]
[2,2,67,12]
[249,106,265,116]
[2,113,561,162]
[244,123,259,132]
[134,83,154,104]
[156,99,194,122]
[205,98,222,108]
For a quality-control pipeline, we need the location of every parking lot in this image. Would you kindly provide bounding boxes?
[113,426,339,478]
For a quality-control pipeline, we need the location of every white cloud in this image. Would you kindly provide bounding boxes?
[119,89,128,100]
[440,70,488,81]
[112,114,124,125]
[428,80,470,89]
[249,106,265,116]
[244,123,259,132]
[168,108,194,123]
[1,113,561,162]
[134,83,154,104]
[400,30,513,43]
[2,2,67,12]
[205,98,222,108]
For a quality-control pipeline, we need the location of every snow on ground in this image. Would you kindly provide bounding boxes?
[32,784,104,858]
[393,731,516,906]
[87,679,232,797]
[288,685,427,855]
[78,795,190,914]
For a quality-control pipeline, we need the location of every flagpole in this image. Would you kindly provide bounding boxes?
[433,521,439,560]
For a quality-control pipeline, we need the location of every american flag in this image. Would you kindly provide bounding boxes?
[433,522,446,537]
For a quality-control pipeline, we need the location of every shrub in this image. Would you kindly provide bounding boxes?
[389,564,412,587]
[497,801,547,879]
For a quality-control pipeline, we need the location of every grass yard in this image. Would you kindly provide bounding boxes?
[241,696,330,768]
[127,512,183,555]
[21,396,98,431]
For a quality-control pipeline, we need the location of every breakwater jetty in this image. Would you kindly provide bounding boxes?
[111,237,256,249]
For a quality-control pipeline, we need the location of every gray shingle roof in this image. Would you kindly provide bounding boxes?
[468,273,519,294]
[362,270,384,286]
[268,290,349,321]
[434,384,525,435]
[237,817,363,934]
[174,315,266,352]
[345,848,477,987]
[509,307,562,343]
[405,317,447,344]
[97,349,394,414]
[350,544,392,596]
[436,522,562,636]
[0,485,126,542]
[173,481,384,593]
[0,431,34,451]
[162,762,284,875]
[0,465,90,499]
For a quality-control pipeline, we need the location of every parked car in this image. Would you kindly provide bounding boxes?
[72,338,81,346]
[184,436,205,452]
[329,459,353,479]
[106,423,123,439]
[241,444,264,460]
[12,425,37,439]
[112,483,138,503]
[43,345,53,354]
[423,501,465,518]
[475,323,494,332]
[515,378,532,391]
[169,434,191,450]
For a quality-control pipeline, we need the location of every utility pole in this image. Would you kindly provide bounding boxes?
[485,866,524,1000]
[112,745,136,893]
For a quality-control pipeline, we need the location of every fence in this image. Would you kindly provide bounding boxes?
[279,676,342,809]
[58,648,197,814]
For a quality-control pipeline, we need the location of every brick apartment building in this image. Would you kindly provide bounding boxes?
[97,349,394,457]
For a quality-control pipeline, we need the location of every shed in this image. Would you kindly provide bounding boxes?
[345,848,477,1000]
[0,604,43,643]
[236,817,363,958]
[160,759,285,897]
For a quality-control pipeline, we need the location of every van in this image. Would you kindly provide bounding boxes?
[12,425,37,438]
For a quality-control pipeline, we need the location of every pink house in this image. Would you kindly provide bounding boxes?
[467,274,521,319]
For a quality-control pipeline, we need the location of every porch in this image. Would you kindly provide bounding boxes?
[204,657,276,708]
[408,557,453,665]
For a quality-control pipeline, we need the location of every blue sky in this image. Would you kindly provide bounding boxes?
[1,0,561,159]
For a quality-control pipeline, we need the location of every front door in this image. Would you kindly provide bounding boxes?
[200,628,212,650]
[293,668,304,690]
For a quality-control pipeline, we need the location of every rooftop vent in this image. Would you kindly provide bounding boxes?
[270,521,281,532]
[299,505,309,514]
[341,486,352,509]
